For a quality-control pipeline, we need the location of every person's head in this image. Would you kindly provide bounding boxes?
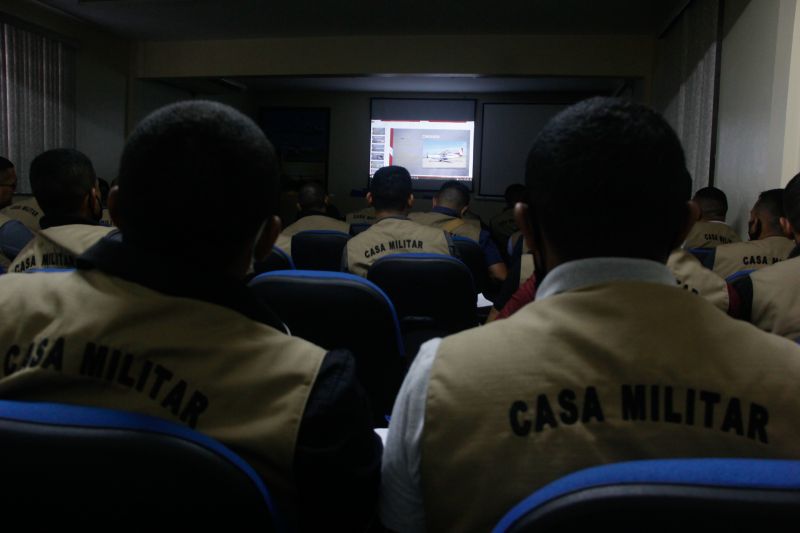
[504,183,527,208]
[433,180,471,216]
[781,173,800,241]
[112,100,280,276]
[0,157,16,209]
[368,166,413,214]
[517,97,695,277]
[297,181,328,212]
[30,149,101,221]
[692,186,728,221]
[748,188,787,240]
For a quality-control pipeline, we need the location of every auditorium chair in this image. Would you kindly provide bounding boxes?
[492,458,800,533]
[349,222,372,236]
[0,399,280,531]
[451,235,488,294]
[367,253,478,358]
[291,230,350,271]
[248,270,405,426]
[253,245,294,274]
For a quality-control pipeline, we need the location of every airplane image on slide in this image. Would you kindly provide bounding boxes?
[426,147,464,162]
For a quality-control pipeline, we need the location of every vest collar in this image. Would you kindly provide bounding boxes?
[536,257,676,301]
[76,234,287,332]
[432,206,459,218]
[375,214,409,223]
[40,214,101,230]
[296,209,337,221]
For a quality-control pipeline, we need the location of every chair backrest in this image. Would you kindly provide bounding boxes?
[349,222,372,236]
[291,230,350,271]
[248,270,405,425]
[451,235,488,294]
[0,399,279,531]
[493,458,800,533]
[367,253,477,353]
[725,269,755,283]
[254,245,295,274]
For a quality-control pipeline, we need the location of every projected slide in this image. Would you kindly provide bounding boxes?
[369,120,475,187]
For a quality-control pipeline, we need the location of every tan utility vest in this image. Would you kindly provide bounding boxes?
[667,249,729,311]
[278,214,350,256]
[409,211,482,242]
[684,220,741,249]
[519,253,535,286]
[345,207,377,225]
[711,236,795,279]
[745,256,800,340]
[345,216,451,277]
[9,225,114,273]
[0,269,325,512]
[490,208,518,245]
[1,199,43,232]
[100,208,114,227]
[421,282,800,532]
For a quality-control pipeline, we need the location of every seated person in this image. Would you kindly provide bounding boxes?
[683,186,741,248]
[489,183,526,255]
[9,149,112,273]
[345,205,377,226]
[0,158,33,269]
[379,97,800,532]
[274,181,350,255]
[729,172,800,340]
[705,189,794,279]
[0,101,381,531]
[343,166,453,277]
[410,180,507,282]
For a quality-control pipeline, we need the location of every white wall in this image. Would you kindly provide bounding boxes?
[715,0,800,235]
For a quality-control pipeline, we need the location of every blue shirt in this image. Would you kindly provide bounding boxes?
[431,206,504,267]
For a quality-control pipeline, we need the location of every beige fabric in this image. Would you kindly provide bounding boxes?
[422,282,800,532]
[747,256,800,340]
[345,217,451,277]
[684,220,741,249]
[274,234,292,255]
[345,207,377,225]
[278,214,350,256]
[712,236,795,279]
[0,269,325,510]
[100,208,114,227]
[1,198,43,232]
[667,249,729,311]
[519,254,535,286]
[408,211,481,242]
[9,225,113,273]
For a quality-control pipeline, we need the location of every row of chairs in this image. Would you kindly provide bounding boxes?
[2,399,798,531]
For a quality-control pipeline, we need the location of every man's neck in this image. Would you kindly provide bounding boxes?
[374,209,406,219]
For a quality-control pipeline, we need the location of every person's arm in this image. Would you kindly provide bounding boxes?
[480,230,507,282]
[294,349,383,532]
[380,339,441,533]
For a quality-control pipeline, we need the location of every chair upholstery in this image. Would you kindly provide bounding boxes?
[254,245,295,274]
[349,222,372,236]
[0,399,279,531]
[291,230,350,271]
[248,270,405,426]
[451,235,488,294]
[493,458,800,533]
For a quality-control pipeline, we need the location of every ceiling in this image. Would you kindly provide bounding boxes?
[37,0,689,40]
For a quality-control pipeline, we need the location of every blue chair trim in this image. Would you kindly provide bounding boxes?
[293,230,350,237]
[493,458,800,532]
[372,252,463,263]
[271,246,295,269]
[451,235,480,245]
[251,269,405,357]
[23,268,76,273]
[0,399,282,530]
[726,269,755,283]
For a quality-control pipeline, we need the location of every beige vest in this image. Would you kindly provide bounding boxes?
[746,256,800,340]
[408,211,482,242]
[1,198,43,232]
[100,208,114,227]
[684,220,741,249]
[667,249,729,311]
[490,208,518,245]
[9,225,114,273]
[519,253,535,286]
[278,214,350,256]
[0,269,325,514]
[712,236,795,279]
[422,282,800,532]
[345,217,451,277]
[345,207,377,225]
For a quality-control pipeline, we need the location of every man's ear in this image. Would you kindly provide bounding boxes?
[671,201,701,249]
[460,205,469,218]
[514,202,536,254]
[408,193,415,209]
[108,186,123,228]
[253,215,282,262]
[366,192,374,207]
[779,216,795,239]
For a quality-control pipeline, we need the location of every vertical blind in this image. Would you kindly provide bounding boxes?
[0,19,76,193]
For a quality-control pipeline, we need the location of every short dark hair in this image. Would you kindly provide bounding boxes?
[30,148,96,217]
[693,186,728,219]
[783,173,800,232]
[504,183,527,207]
[297,181,326,211]
[117,100,278,259]
[370,166,412,212]
[436,180,471,211]
[0,157,13,172]
[525,97,691,261]
[753,188,785,234]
